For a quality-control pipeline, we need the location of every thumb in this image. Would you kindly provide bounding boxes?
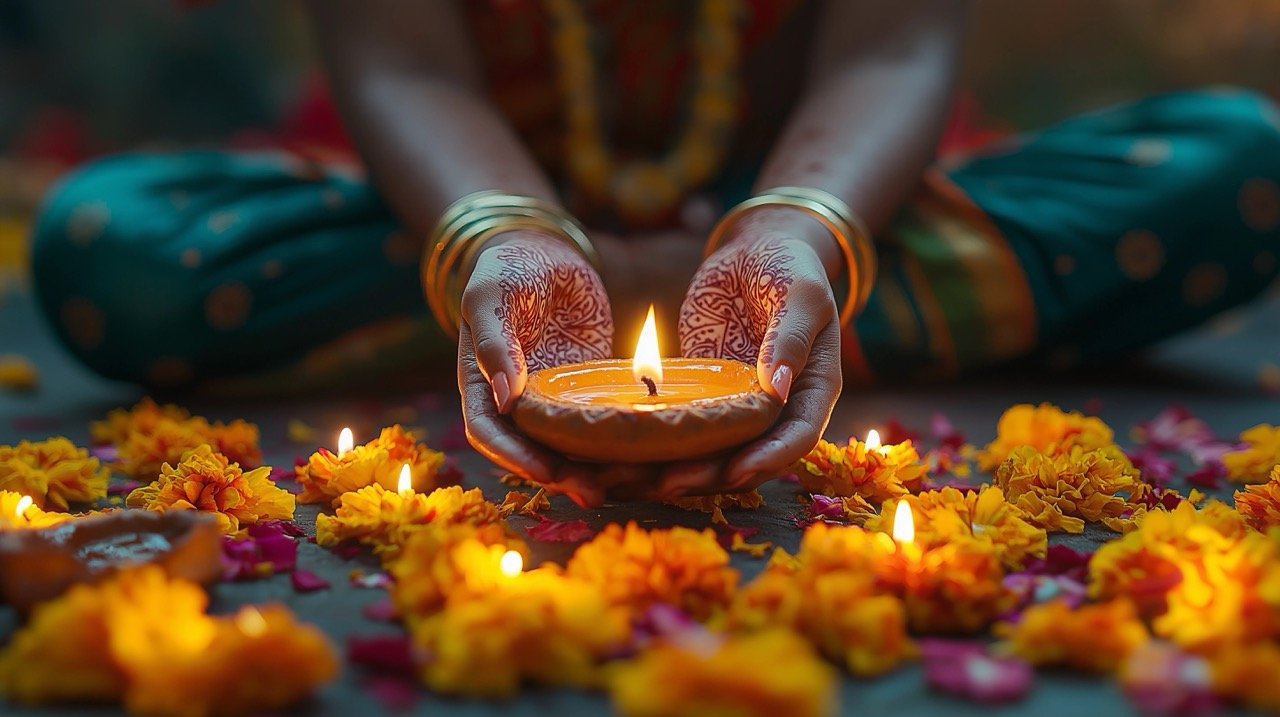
[461,278,527,414]
[756,284,834,403]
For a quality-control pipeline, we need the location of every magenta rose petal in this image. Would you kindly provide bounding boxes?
[291,569,331,592]
[525,516,595,543]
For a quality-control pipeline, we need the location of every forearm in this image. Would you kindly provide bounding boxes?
[306,0,558,237]
[750,0,968,278]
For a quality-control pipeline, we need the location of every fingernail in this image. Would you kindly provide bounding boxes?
[492,372,511,413]
[770,365,793,403]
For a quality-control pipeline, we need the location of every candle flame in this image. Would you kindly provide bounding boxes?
[397,464,412,496]
[500,550,524,577]
[235,606,267,637]
[892,500,915,546]
[14,495,32,520]
[865,429,882,451]
[631,305,663,389]
[337,427,354,457]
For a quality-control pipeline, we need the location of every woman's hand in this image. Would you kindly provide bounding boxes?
[668,213,844,496]
[458,233,613,499]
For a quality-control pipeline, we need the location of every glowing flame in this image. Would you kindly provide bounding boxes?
[13,495,33,521]
[235,606,267,637]
[865,429,882,451]
[397,464,412,496]
[500,550,524,577]
[631,305,664,388]
[892,500,915,546]
[337,427,354,457]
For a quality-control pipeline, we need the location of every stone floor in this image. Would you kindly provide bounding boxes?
[2,281,1277,717]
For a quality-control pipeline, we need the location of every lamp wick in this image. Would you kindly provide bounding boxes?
[641,376,658,397]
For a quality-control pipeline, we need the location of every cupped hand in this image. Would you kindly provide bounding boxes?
[666,229,843,497]
[457,233,614,503]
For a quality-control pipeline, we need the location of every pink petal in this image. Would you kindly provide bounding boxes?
[361,675,419,713]
[330,542,365,559]
[930,412,967,450]
[1126,448,1177,488]
[107,479,141,496]
[362,598,398,622]
[90,445,120,462]
[1022,544,1092,581]
[1186,462,1225,490]
[714,523,760,550]
[439,420,469,451]
[922,640,1033,704]
[347,634,417,677]
[882,417,921,445]
[525,517,595,543]
[251,519,306,539]
[1132,406,1217,455]
[1122,642,1221,716]
[291,569,331,592]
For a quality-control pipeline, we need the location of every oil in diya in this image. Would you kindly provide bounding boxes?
[513,306,783,463]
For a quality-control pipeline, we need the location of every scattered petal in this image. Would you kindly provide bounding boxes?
[291,569,331,593]
[525,516,595,543]
[346,634,417,677]
[882,418,921,445]
[287,419,317,444]
[1120,641,1220,717]
[349,570,393,590]
[1130,406,1215,455]
[1126,447,1177,488]
[921,640,1033,704]
[361,598,398,622]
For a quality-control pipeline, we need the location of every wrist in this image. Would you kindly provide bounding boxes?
[718,206,844,283]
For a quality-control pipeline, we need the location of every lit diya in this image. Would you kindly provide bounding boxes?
[514,306,782,463]
[0,510,222,614]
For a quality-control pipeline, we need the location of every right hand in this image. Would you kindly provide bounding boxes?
[457,233,614,502]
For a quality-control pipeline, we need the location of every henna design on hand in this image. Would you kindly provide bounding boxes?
[492,242,613,371]
[679,239,794,362]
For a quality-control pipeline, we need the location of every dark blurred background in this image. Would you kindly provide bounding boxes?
[0,0,1278,277]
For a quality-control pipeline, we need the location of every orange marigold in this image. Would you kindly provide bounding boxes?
[994,599,1148,673]
[1222,424,1280,484]
[794,436,925,504]
[1235,466,1280,531]
[565,522,738,621]
[894,538,1014,634]
[388,522,528,626]
[315,484,501,560]
[994,445,1139,533]
[90,397,190,446]
[295,425,447,505]
[0,490,75,529]
[115,415,261,480]
[0,437,108,510]
[1209,640,1280,713]
[608,630,838,717]
[866,487,1047,571]
[125,446,294,535]
[978,403,1115,471]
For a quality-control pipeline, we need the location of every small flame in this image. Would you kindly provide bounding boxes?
[337,427,354,457]
[397,464,412,496]
[865,429,882,451]
[13,495,33,521]
[631,305,664,389]
[892,500,915,546]
[500,550,524,577]
[236,606,267,637]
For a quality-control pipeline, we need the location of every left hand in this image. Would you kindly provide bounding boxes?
[663,222,843,497]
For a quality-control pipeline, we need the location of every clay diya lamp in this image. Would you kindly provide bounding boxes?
[514,306,782,463]
[0,510,223,614]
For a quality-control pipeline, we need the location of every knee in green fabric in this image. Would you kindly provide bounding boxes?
[31,156,199,385]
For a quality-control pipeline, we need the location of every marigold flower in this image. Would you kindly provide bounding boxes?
[978,403,1115,471]
[0,437,108,510]
[411,566,630,697]
[90,398,190,446]
[866,488,1047,571]
[315,484,501,560]
[894,539,1015,634]
[794,436,925,504]
[388,522,528,625]
[608,629,838,717]
[994,599,1148,673]
[1209,640,1280,713]
[296,425,447,505]
[125,446,294,536]
[1222,424,1280,483]
[1234,466,1280,530]
[1089,500,1278,650]
[565,522,738,621]
[114,414,262,480]
[0,489,75,529]
[994,446,1139,533]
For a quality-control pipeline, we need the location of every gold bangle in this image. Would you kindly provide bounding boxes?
[423,191,601,338]
[705,186,876,326]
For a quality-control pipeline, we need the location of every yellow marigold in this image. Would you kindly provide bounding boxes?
[1209,640,1280,713]
[0,437,108,510]
[388,522,528,626]
[978,403,1115,471]
[1222,424,1280,484]
[609,630,838,717]
[411,567,630,697]
[125,445,294,535]
[794,437,925,504]
[1235,466,1280,531]
[994,445,1139,533]
[867,487,1047,571]
[1089,500,1278,650]
[0,490,75,529]
[994,599,1148,673]
[315,484,500,560]
[668,490,764,525]
[90,397,190,446]
[895,538,1015,634]
[115,414,261,480]
[295,425,447,505]
[565,522,738,621]
[727,565,913,677]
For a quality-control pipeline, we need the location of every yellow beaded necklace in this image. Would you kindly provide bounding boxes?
[542,0,744,225]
